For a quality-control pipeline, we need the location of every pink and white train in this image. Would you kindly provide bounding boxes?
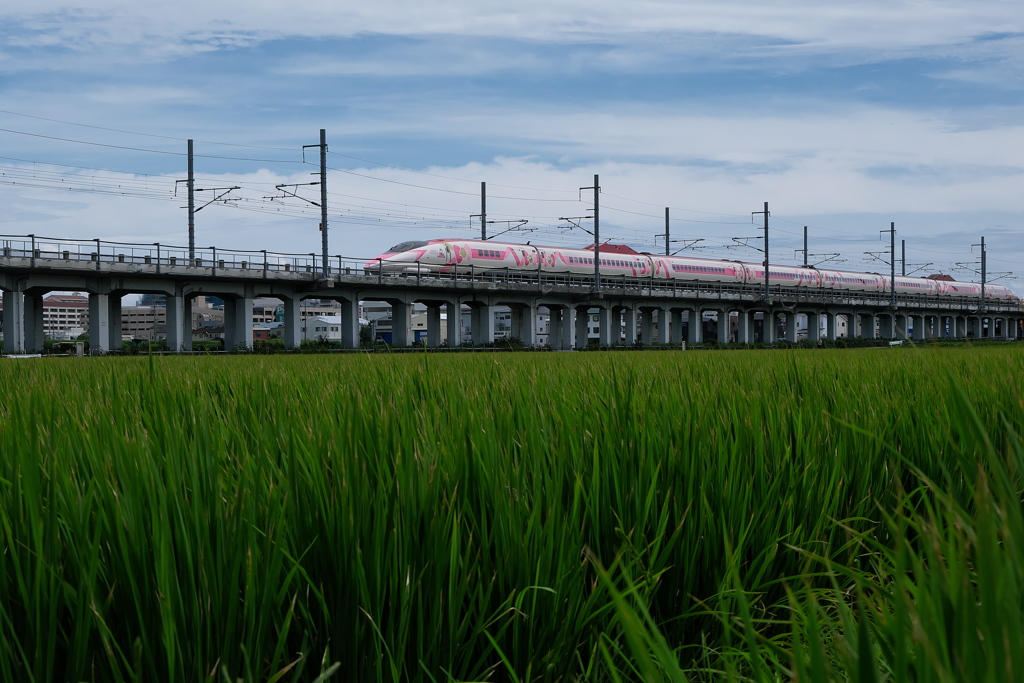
[366,238,1020,303]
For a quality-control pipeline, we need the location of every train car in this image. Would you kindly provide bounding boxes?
[366,238,1019,305]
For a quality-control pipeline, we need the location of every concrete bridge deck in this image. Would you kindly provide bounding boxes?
[2,234,1020,353]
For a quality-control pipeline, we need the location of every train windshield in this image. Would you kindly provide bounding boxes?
[386,240,429,254]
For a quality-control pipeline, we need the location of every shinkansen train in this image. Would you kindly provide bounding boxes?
[365,238,1021,302]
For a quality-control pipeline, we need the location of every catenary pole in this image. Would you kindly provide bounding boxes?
[902,239,906,277]
[981,235,986,311]
[481,182,486,241]
[890,222,896,308]
[763,202,769,299]
[665,207,670,256]
[320,129,328,278]
[803,225,807,266]
[594,175,600,292]
[187,139,195,259]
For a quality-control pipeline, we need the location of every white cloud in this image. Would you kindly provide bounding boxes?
[3,1,1023,58]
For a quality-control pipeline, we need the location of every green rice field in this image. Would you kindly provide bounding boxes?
[2,346,1024,682]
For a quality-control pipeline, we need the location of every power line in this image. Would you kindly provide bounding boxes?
[0,126,305,164]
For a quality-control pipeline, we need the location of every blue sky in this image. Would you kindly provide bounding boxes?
[0,1,1022,288]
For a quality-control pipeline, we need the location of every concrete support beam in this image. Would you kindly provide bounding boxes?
[2,289,25,353]
[108,296,122,350]
[892,314,907,340]
[340,298,359,348]
[687,309,702,345]
[560,307,575,349]
[861,314,875,339]
[911,314,925,341]
[640,309,654,345]
[879,314,894,339]
[282,296,301,349]
[392,301,413,346]
[575,306,591,349]
[717,310,730,344]
[426,305,443,347]
[669,309,684,345]
[657,308,672,345]
[224,295,253,350]
[786,313,797,342]
[598,307,613,346]
[953,316,965,339]
[736,310,751,344]
[806,313,820,343]
[24,294,44,352]
[88,293,110,354]
[844,313,855,338]
[622,307,637,345]
[182,297,193,351]
[825,312,836,341]
[166,293,186,351]
[446,301,462,346]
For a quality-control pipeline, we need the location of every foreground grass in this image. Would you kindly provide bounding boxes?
[1,346,1023,681]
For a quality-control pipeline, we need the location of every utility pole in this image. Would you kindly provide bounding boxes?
[881,222,896,308]
[481,182,487,241]
[580,175,600,292]
[319,129,328,278]
[187,140,195,259]
[974,236,987,311]
[751,202,769,299]
[665,208,670,256]
[302,130,329,277]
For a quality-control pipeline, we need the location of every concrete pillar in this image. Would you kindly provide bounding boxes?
[861,314,876,339]
[426,305,442,347]
[640,309,655,345]
[717,310,730,344]
[24,294,44,352]
[736,310,751,344]
[825,312,836,341]
[108,296,122,351]
[879,314,894,339]
[669,309,684,345]
[166,293,186,351]
[785,313,797,342]
[561,307,575,349]
[687,309,702,345]
[896,314,910,340]
[911,314,925,341]
[657,308,672,345]
[182,297,193,351]
[598,307,613,346]
[340,298,359,348]
[446,301,462,346]
[760,312,776,343]
[510,305,536,346]
[282,297,301,348]
[844,313,856,338]
[806,313,820,343]
[224,295,253,350]
[88,293,110,354]
[953,316,966,339]
[2,289,25,353]
[623,307,638,345]
[392,301,412,346]
[575,306,591,349]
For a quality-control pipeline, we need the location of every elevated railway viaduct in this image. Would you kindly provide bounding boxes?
[1,235,1020,353]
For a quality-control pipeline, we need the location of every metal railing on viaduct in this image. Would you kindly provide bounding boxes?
[1,233,1021,354]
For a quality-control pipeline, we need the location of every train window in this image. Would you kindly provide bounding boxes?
[386,240,429,253]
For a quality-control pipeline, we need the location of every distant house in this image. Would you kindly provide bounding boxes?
[302,315,342,341]
[253,322,284,340]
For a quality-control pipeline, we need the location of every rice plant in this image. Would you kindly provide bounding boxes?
[0,346,1022,681]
